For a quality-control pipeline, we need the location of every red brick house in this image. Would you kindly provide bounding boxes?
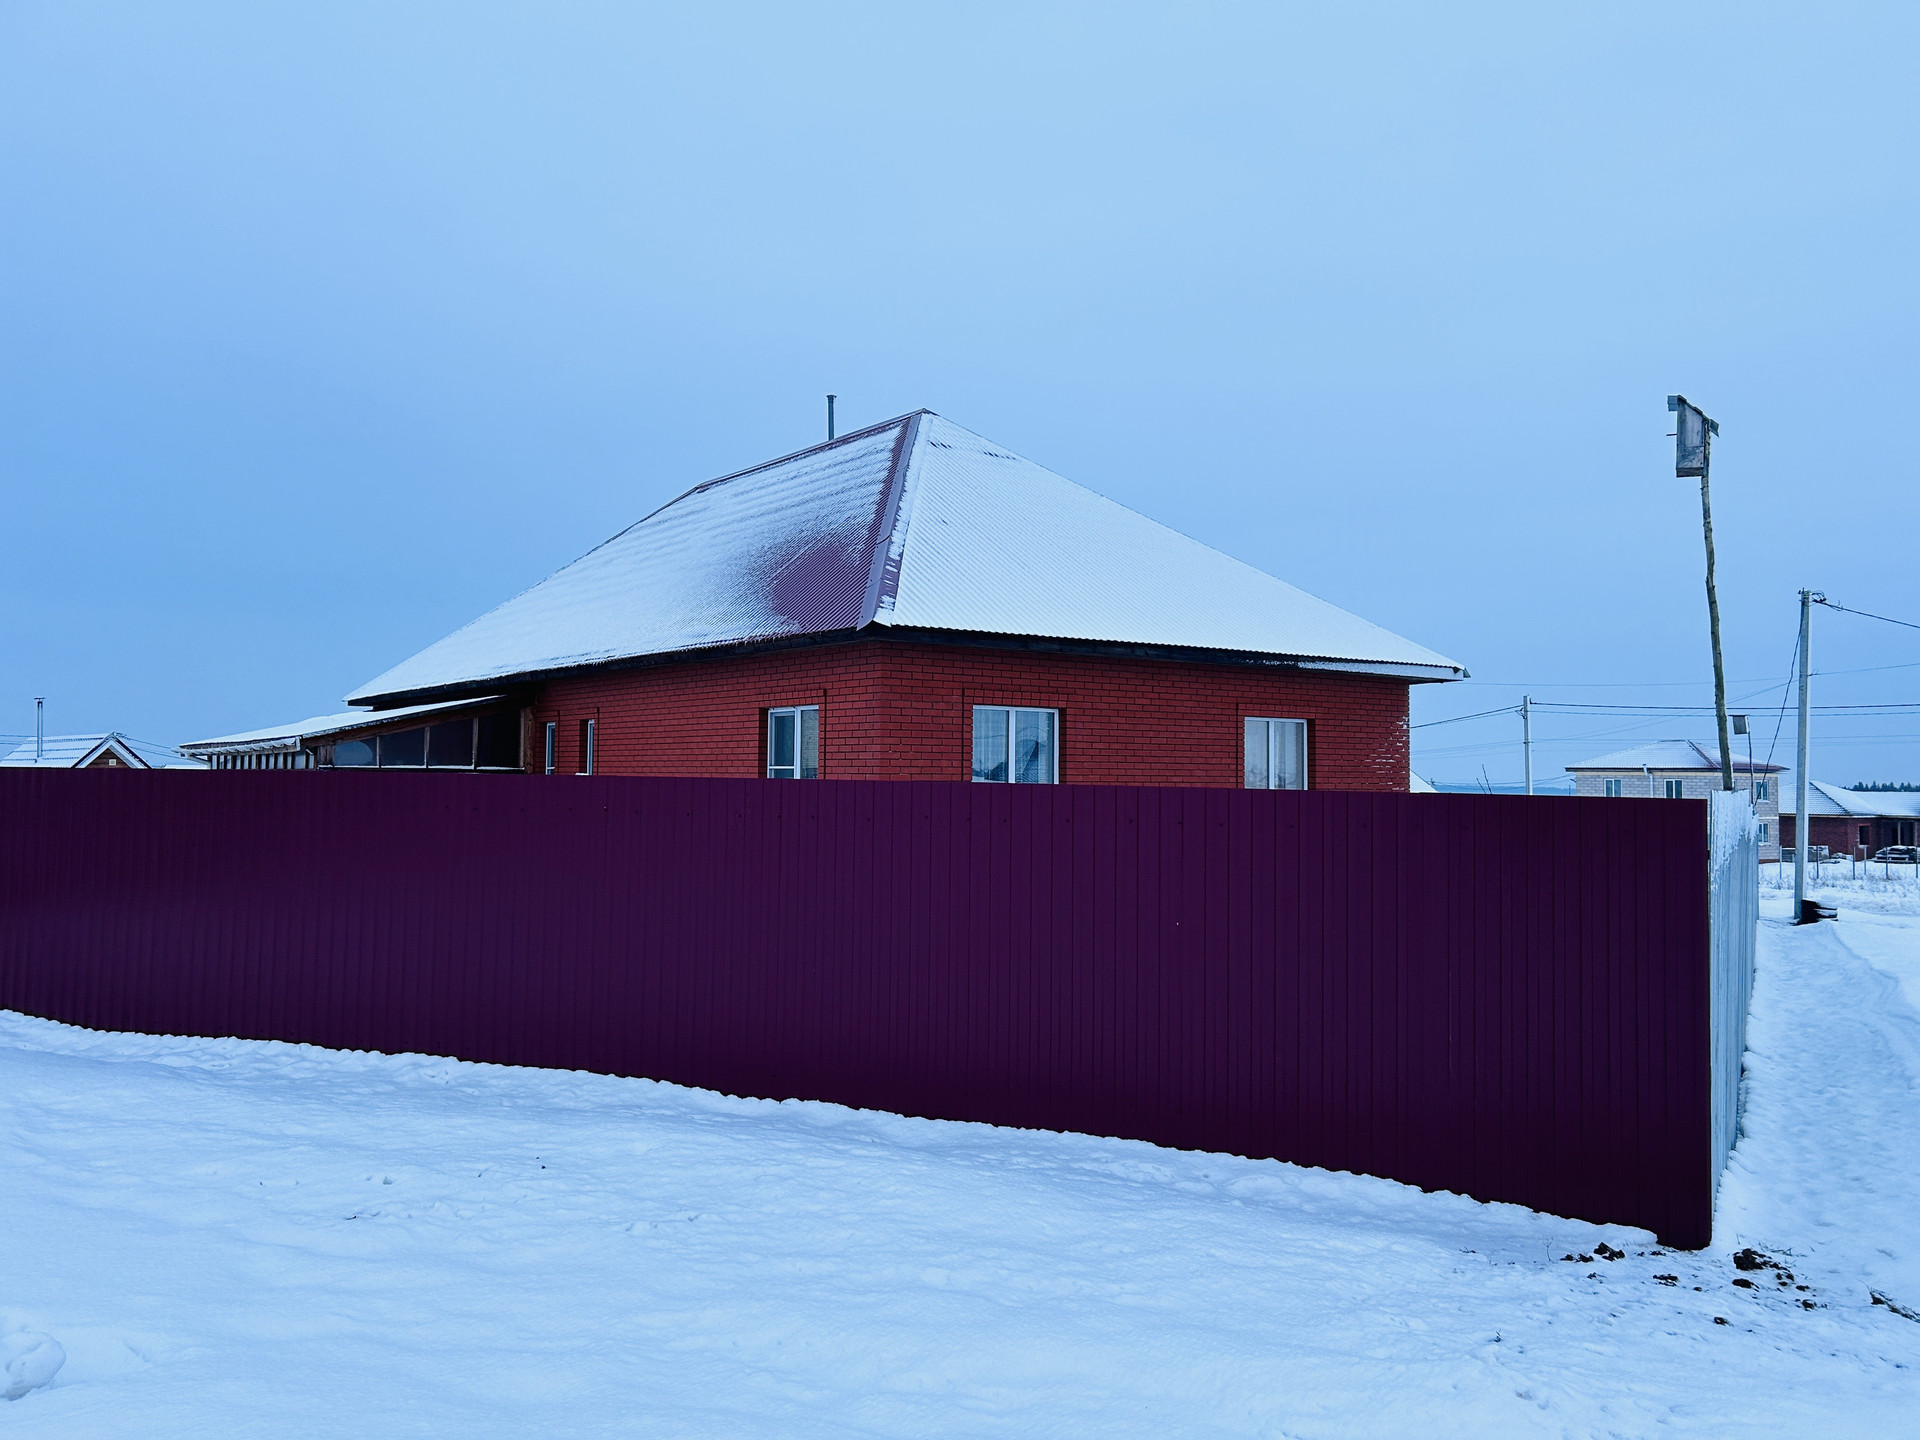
[190,412,1463,789]
[1778,782,1920,857]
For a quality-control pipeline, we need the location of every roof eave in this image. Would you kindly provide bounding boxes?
[185,695,518,754]
[348,625,1463,710]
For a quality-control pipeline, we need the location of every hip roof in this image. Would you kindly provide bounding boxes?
[348,412,1463,707]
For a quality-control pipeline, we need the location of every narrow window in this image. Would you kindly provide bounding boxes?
[1665,778,1685,799]
[544,721,557,775]
[476,712,521,770]
[766,706,820,779]
[1603,777,1624,798]
[1861,825,1871,846]
[971,706,1057,783]
[379,728,426,768]
[578,718,596,775]
[1758,822,1769,844]
[1243,717,1308,790]
[1754,779,1769,802]
[427,719,474,769]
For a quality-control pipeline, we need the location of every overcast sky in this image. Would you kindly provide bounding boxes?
[4,3,1916,783]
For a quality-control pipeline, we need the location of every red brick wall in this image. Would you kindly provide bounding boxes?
[528,637,1414,790]
[1780,812,1912,855]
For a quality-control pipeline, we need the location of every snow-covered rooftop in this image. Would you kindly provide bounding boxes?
[1804,780,1920,818]
[0,733,201,770]
[183,697,507,756]
[1565,740,1785,773]
[348,412,1463,706]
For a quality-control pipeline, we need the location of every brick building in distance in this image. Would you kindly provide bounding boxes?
[1779,782,1920,858]
[187,412,1463,789]
[1565,740,1785,861]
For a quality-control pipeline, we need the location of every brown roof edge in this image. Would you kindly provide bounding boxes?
[349,626,1455,711]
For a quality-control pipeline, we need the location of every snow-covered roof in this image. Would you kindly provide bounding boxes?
[0,733,201,770]
[1565,740,1784,774]
[183,697,507,756]
[1804,781,1920,818]
[348,412,1463,706]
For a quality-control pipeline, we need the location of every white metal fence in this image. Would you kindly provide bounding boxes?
[1708,790,1761,1193]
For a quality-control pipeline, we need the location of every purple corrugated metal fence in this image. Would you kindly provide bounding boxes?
[0,771,1713,1245]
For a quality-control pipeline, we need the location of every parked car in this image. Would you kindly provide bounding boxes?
[1871,846,1919,864]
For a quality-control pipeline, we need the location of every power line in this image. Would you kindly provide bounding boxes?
[1813,597,1920,633]
[1410,705,1519,730]
[1765,630,1800,770]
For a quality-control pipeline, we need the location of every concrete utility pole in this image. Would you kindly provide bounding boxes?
[1669,396,1734,791]
[1522,695,1533,796]
[1794,589,1813,918]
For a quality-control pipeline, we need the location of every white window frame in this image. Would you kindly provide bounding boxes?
[1758,821,1770,844]
[1665,778,1685,799]
[971,706,1059,784]
[578,718,596,776]
[766,705,820,780]
[544,721,557,775]
[1243,716,1309,791]
[1603,777,1624,798]
[1754,779,1769,802]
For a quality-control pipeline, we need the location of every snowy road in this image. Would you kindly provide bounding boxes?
[5,884,1919,1436]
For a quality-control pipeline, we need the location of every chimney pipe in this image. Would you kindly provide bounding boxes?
[827,394,836,442]
[34,696,44,762]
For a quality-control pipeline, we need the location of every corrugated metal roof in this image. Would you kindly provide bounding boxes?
[1806,781,1920,818]
[0,733,198,769]
[349,411,1462,706]
[1565,740,1785,773]
[183,697,509,756]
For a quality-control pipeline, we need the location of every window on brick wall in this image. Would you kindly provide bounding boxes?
[1754,779,1770,802]
[1666,779,1685,799]
[1759,822,1770,844]
[544,721,557,775]
[767,706,819,779]
[577,718,596,775]
[1604,777,1624,797]
[972,706,1057,783]
[1243,717,1307,790]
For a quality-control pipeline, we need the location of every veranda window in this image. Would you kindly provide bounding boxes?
[971,707,1057,784]
[1243,717,1307,790]
[767,706,819,779]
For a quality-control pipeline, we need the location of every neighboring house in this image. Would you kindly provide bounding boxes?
[0,733,203,770]
[190,412,1464,790]
[1565,740,1784,861]
[1778,783,1920,857]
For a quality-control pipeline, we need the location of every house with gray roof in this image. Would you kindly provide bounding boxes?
[1566,740,1785,860]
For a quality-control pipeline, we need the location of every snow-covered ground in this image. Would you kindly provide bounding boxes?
[6,885,1920,1436]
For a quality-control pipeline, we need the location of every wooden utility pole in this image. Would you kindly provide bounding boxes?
[1670,396,1733,791]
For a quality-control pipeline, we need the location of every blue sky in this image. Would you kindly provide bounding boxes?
[3,3,1915,783]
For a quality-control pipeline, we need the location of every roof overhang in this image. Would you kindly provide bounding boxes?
[347,626,1465,711]
[184,696,513,757]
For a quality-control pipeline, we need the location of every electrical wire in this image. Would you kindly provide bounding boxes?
[1813,597,1920,633]
[1410,705,1519,730]
[1765,630,1800,770]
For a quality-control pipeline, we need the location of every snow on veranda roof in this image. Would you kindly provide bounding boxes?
[347,412,1465,707]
